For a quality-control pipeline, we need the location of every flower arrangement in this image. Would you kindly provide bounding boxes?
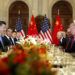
[0,36,56,75]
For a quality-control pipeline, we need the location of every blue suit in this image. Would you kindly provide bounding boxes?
[0,36,6,52]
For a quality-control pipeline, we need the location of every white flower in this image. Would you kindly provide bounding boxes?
[25,36,37,45]
[16,37,25,45]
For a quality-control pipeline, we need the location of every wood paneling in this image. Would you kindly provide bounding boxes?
[9,1,29,34]
[52,1,73,31]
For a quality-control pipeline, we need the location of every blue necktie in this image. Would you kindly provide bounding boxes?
[0,36,4,49]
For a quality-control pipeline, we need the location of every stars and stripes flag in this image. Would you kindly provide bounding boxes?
[38,16,53,44]
[16,17,25,38]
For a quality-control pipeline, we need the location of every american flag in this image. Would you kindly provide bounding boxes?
[38,16,52,44]
[16,17,25,38]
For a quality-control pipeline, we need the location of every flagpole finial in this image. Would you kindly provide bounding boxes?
[18,10,20,15]
[45,14,46,16]
[58,9,59,15]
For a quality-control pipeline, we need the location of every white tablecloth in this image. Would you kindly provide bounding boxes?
[52,65,75,75]
[56,65,75,75]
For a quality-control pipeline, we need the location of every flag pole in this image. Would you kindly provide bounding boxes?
[18,10,20,15]
[58,9,59,15]
[45,14,46,17]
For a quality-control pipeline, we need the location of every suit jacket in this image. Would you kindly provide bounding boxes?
[14,38,17,44]
[10,38,17,45]
[3,36,11,46]
[65,37,75,53]
[0,36,7,52]
[59,37,67,49]
[0,41,4,51]
[69,39,75,52]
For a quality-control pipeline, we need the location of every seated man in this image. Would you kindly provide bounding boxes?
[65,23,75,53]
[11,30,18,45]
[0,21,7,52]
[3,28,14,50]
[57,31,67,49]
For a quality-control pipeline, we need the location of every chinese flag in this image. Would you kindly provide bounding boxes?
[27,15,38,37]
[52,15,64,46]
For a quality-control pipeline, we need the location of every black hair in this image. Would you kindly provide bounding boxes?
[12,30,17,33]
[0,21,6,26]
[6,27,13,32]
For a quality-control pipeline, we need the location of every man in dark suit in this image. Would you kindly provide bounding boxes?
[70,25,75,52]
[0,21,7,52]
[11,30,17,45]
[3,28,13,46]
[59,37,67,49]
[65,23,75,53]
[57,31,67,49]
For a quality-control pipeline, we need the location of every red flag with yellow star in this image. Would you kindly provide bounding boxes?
[52,15,64,45]
[27,15,38,37]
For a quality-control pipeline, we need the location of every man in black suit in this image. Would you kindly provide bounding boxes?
[0,21,7,51]
[57,31,67,49]
[70,26,75,52]
[11,30,17,45]
[65,23,75,52]
[4,28,13,46]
